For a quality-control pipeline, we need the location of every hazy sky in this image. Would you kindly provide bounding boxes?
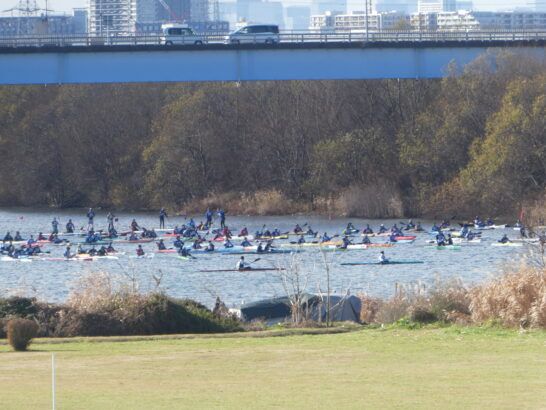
[1,0,535,14]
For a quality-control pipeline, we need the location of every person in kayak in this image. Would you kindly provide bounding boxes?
[271,228,281,237]
[297,235,306,245]
[157,239,167,251]
[459,225,469,238]
[188,218,196,229]
[106,242,116,253]
[224,239,234,248]
[237,256,251,271]
[486,217,494,226]
[415,222,424,232]
[88,246,97,257]
[294,224,303,234]
[87,208,96,231]
[3,231,13,242]
[65,219,75,234]
[192,239,202,250]
[431,223,440,232]
[241,237,252,247]
[388,233,398,243]
[37,232,46,241]
[361,235,371,244]
[107,212,115,232]
[173,236,184,249]
[130,219,140,232]
[178,247,191,257]
[436,232,446,246]
[363,224,374,234]
[379,251,389,264]
[14,231,23,241]
[446,234,453,245]
[27,235,36,246]
[221,226,232,239]
[264,240,274,252]
[63,246,73,259]
[406,220,416,230]
[498,234,511,244]
[520,226,527,238]
[257,242,264,253]
[440,220,450,229]
[378,224,388,234]
[339,236,352,249]
[205,241,215,252]
[76,244,86,254]
[159,208,168,229]
[239,227,249,237]
[321,232,331,243]
[467,231,477,241]
[51,217,59,234]
[136,245,145,257]
[128,232,139,241]
[391,225,403,236]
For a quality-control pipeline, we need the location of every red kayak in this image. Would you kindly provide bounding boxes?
[395,235,417,241]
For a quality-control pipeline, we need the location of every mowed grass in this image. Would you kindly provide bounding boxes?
[1,327,545,409]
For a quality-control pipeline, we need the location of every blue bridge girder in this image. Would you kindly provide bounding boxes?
[0,40,545,85]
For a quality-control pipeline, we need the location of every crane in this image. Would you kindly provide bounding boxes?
[157,0,181,22]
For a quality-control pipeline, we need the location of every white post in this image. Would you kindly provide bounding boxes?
[52,354,56,410]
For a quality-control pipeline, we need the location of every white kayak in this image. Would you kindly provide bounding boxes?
[0,256,32,263]
[491,242,523,247]
[129,254,155,259]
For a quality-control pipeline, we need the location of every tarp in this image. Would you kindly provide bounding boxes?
[240,293,361,323]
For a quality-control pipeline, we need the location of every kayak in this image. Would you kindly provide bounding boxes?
[198,268,284,273]
[221,249,295,255]
[491,242,523,247]
[115,239,155,244]
[42,257,94,262]
[341,260,424,266]
[129,254,155,259]
[255,234,289,240]
[434,245,461,251]
[0,256,32,263]
[211,235,258,242]
[75,255,119,260]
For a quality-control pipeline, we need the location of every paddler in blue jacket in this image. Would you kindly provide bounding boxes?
[205,208,213,228]
[86,208,95,230]
[3,231,13,242]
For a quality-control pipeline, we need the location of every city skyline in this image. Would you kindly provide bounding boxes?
[0,0,536,16]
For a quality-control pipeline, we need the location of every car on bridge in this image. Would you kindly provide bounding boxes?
[224,25,280,45]
[160,24,205,46]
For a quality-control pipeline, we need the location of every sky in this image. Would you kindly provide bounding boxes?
[0,0,536,14]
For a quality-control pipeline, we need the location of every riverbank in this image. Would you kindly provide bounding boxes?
[1,326,545,409]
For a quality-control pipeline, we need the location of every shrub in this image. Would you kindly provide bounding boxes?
[358,295,383,324]
[0,297,38,318]
[469,266,546,328]
[7,318,38,351]
[428,278,470,321]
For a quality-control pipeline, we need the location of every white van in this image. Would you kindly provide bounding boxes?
[160,24,204,45]
[224,24,280,44]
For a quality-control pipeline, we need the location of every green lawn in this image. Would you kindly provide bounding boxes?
[1,327,545,409]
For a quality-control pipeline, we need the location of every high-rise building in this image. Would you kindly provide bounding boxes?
[156,0,192,21]
[311,0,347,15]
[285,6,311,30]
[375,0,418,13]
[455,0,472,11]
[88,0,137,34]
[72,8,88,33]
[417,0,455,12]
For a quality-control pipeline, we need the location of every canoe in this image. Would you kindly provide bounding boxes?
[341,260,424,266]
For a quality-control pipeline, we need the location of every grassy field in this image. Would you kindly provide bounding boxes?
[1,326,545,409]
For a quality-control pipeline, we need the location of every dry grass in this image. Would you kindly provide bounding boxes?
[182,190,309,216]
[470,266,546,328]
[332,184,404,218]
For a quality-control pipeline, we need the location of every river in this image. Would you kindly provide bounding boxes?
[0,208,527,308]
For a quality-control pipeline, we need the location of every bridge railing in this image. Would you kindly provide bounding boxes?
[1,30,546,48]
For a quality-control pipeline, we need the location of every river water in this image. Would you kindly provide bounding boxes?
[0,208,527,308]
